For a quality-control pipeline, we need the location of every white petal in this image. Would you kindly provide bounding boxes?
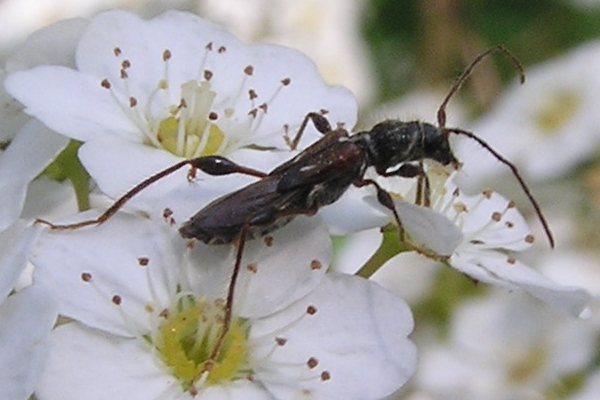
[395,200,464,256]
[32,212,182,336]
[5,18,88,72]
[0,119,68,230]
[0,221,40,299]
[0,70,29,142]
[251,273,416,400]
[36,323,175,400]
[0,285,57,400]
[450,251,591,317]
[4,66,141,142]
[185,216,331,318]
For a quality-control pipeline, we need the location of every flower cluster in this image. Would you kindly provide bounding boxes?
[0,7,592,400]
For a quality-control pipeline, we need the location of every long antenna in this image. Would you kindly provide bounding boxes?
[437,45,525,129]
[450,127,555,248]
[435,45,553,248]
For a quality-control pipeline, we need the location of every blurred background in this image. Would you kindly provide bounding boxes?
[3,0,600,399]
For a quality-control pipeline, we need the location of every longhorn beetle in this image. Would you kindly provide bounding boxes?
[37,45,553,378]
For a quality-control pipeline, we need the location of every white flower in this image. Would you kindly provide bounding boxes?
[0,18,87,231]
[5,10,358,220]
[373,167,590,317]
[415,291,597,400]
[0,222,58,400]
[0,285,58,400]
[29,212,416,399]
[456,40,600,184]
[199,0,375,104]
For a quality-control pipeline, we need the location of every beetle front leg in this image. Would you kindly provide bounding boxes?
[37,156,269,231]
[284,111,332,151]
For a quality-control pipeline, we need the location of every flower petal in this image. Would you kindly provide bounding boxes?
[36,323,175,400]
[5,65,141,142]
[32,212,182,336]
[450,251,591,317]
[185,216,331,318]
[0,221,40,299]
[0,285,57,400]
[251,273,416,400]
[0,119,68,230]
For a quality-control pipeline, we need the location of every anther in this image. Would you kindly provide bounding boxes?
[101,78,111,89]
[306,305,317,315]
[281,78,291,86]
[217,46,226,53]
[163,49,172,61]
[307,357,318,369]
[113,47,122,57]
[491,212,502,222]
[138,257,149,266]
[205,42,213,51]
[258,103,268,113]
[112,295,122,305]
[208,111,218,121]
[482,189,493,199]
[275,337,287,346]
[248,89,258,100]
[247,263,258,273]
[244,65,254,76]
[507,256,517,265]
[310,260,322,270]
[121,60,131,69]
[263,236,274,246]
[321,371,331,381]
[203,70,213,81]
[525,234,535,244]
[81,272,92,282]
[120,69,128,79]
[129,97,138,107]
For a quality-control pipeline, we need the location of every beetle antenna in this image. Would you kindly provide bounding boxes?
[437,45,525,130]
[448,127,554,248]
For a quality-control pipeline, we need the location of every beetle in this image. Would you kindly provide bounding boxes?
[37,45,553,373]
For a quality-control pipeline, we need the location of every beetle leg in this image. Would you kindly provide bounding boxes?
[284,111,332,151]
[37,157,268,231]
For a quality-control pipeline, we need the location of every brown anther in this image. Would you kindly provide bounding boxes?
[525,234,535,244]
[188,386,199,396]
[264,236,274,247]
[81,272,92,282]
[100,78,111,89]
[281,77,291,86]
[208,111,218,121]
[159,308,170,318]
[507,256,517,265]
[121,60,131,69]
[310,260,322,270]
[307,357,318,369]
[491,212,502,222]
[113,47,122,57]
[144,303,154,313]
[482,189,493,199]
[205,42,213,51]
[453,187,460,197]
[507,200,516,208]
[217,46,226,53]
[247,263,258,273]
[187,240,195,249]
[138,257,149,266]
[163,208,174,218]
[163,49,172,61]
[248,89,258,100]
[112,295,122,305]
[306,305,317,315]
[129,97,138,107]
[283,124,290,133]
[248,108,258,118]
[204,70,213,81]
[505,221,514,228]
[244,65,254,76]
[258,103,268,113]
[120,69,128,79]
[179,98,188,109]
[321,371,331,381]
[319,109,329,115]
[275,337,287,346]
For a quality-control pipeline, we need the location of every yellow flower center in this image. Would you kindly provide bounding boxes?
[155,297,249,390]
[156,80,227,158]
[535,89,580,134]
